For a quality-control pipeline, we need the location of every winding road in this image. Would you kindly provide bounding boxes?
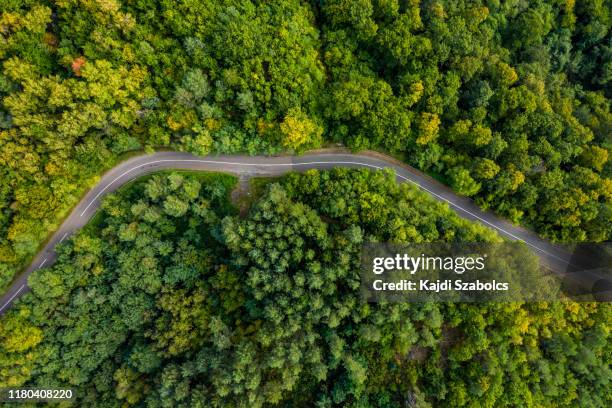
[0,150,607,314]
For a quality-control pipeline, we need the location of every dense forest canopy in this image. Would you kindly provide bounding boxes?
[0,1,610,406]
[0,170,609,407]
[0,0,610,290]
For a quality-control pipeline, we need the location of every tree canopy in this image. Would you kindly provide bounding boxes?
[0,170,609,407]
[1,0,610,290]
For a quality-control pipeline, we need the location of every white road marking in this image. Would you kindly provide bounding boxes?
[1,154,577,314]
[80,158,570,266]
[0,284,25,313]
[80,159,298,216]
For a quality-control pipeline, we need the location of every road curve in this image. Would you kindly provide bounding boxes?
[0,150,599,314]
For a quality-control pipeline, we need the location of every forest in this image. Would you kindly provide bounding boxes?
[0,1,610,406]
[0,0,611,291]
[0,169,609,407]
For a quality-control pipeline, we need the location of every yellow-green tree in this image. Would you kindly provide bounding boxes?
[280,107,323,151]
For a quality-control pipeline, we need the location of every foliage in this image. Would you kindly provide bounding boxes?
[0,170,609,407]
[1,0,610,290]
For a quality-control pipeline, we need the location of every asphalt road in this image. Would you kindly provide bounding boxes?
[0,150,604,314]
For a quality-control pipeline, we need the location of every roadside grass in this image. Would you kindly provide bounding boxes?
[233,176,279,216]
